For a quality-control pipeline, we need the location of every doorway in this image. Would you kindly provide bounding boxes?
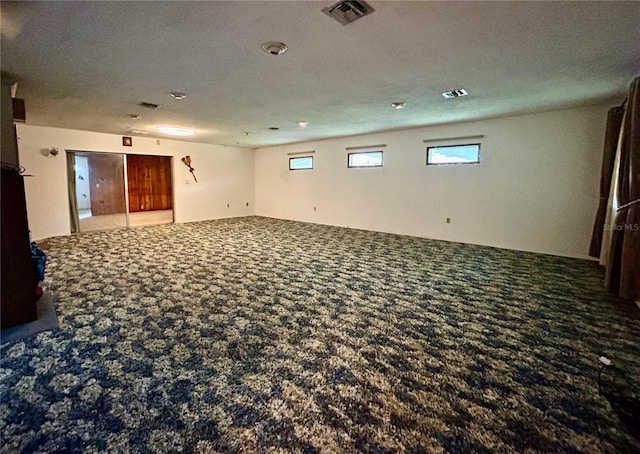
[67,151,174,233]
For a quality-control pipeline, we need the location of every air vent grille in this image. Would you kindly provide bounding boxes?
[442,89,468,99]
[322,1,374,25]
[139,102,161,109]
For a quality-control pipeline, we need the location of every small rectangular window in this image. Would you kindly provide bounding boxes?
[427,143,480,165]
[348,151,383,168]
[289,156,313,170]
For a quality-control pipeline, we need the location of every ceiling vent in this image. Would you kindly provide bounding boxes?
[442,88,468,99]
[138,101,161,109]
[322,1,374,25]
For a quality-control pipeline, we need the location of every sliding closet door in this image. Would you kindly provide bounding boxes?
[126,154,173,226]
[79,152,128,232]
[68,152,173,232]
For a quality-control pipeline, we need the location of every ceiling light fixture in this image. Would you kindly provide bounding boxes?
[297,121,308,128]
[261,41,288,56]
[156,126,196,136]
[128,130,149,135]
[169,92,187,100]
[391,102,406,110]
[442,88,468,99]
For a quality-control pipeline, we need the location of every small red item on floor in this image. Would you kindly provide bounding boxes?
[35,286,43,300]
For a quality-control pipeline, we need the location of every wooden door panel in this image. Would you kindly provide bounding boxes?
[127,155,173,212]
[88,153,126,216]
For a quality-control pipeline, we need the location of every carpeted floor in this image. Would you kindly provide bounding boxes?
[1,216,639,453]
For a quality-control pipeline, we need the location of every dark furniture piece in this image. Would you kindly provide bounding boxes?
[1,168,38,328]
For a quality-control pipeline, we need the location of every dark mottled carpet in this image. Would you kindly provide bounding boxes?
[1,216,639,453]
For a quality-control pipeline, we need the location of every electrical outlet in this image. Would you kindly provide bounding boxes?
[314,206,317,211]
[446,217,451,224]
[246,202,249,207]
[227,203,230,208]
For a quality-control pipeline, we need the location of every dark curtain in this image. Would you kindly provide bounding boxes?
[605,76,640,300]
[589,106,625,257]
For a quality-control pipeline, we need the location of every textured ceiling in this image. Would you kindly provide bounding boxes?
[1,1,639,148]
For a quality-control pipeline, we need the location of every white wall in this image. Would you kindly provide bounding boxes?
[17,124,255,240]
[255,105,610,259]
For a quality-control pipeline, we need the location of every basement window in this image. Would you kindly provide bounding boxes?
[289,156,314,170]
[348,151,383,168]
[427,144,480,165]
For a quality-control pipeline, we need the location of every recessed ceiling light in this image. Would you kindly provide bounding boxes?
[169,92,187,100]
[243,131,251,136]
[297,121,308,128]
[156,126,196,136]
[261,41,288,56]
[128,130,149,135]
[129,114,141,120]
[442,88,468,99]
[391,102,406,110]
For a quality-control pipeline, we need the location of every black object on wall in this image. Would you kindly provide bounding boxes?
[12,98,25,123]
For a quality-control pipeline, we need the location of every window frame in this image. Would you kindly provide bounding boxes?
[347,150,384,168]
[426,143,481,166]
[288,155,314,171]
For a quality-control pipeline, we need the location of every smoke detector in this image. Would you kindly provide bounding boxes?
[442,88,469,99]
[322,1,374,25]
[169,92,187,100]
[261,41,288,56]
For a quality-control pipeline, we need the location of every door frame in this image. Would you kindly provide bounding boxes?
[66,149,175,232]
